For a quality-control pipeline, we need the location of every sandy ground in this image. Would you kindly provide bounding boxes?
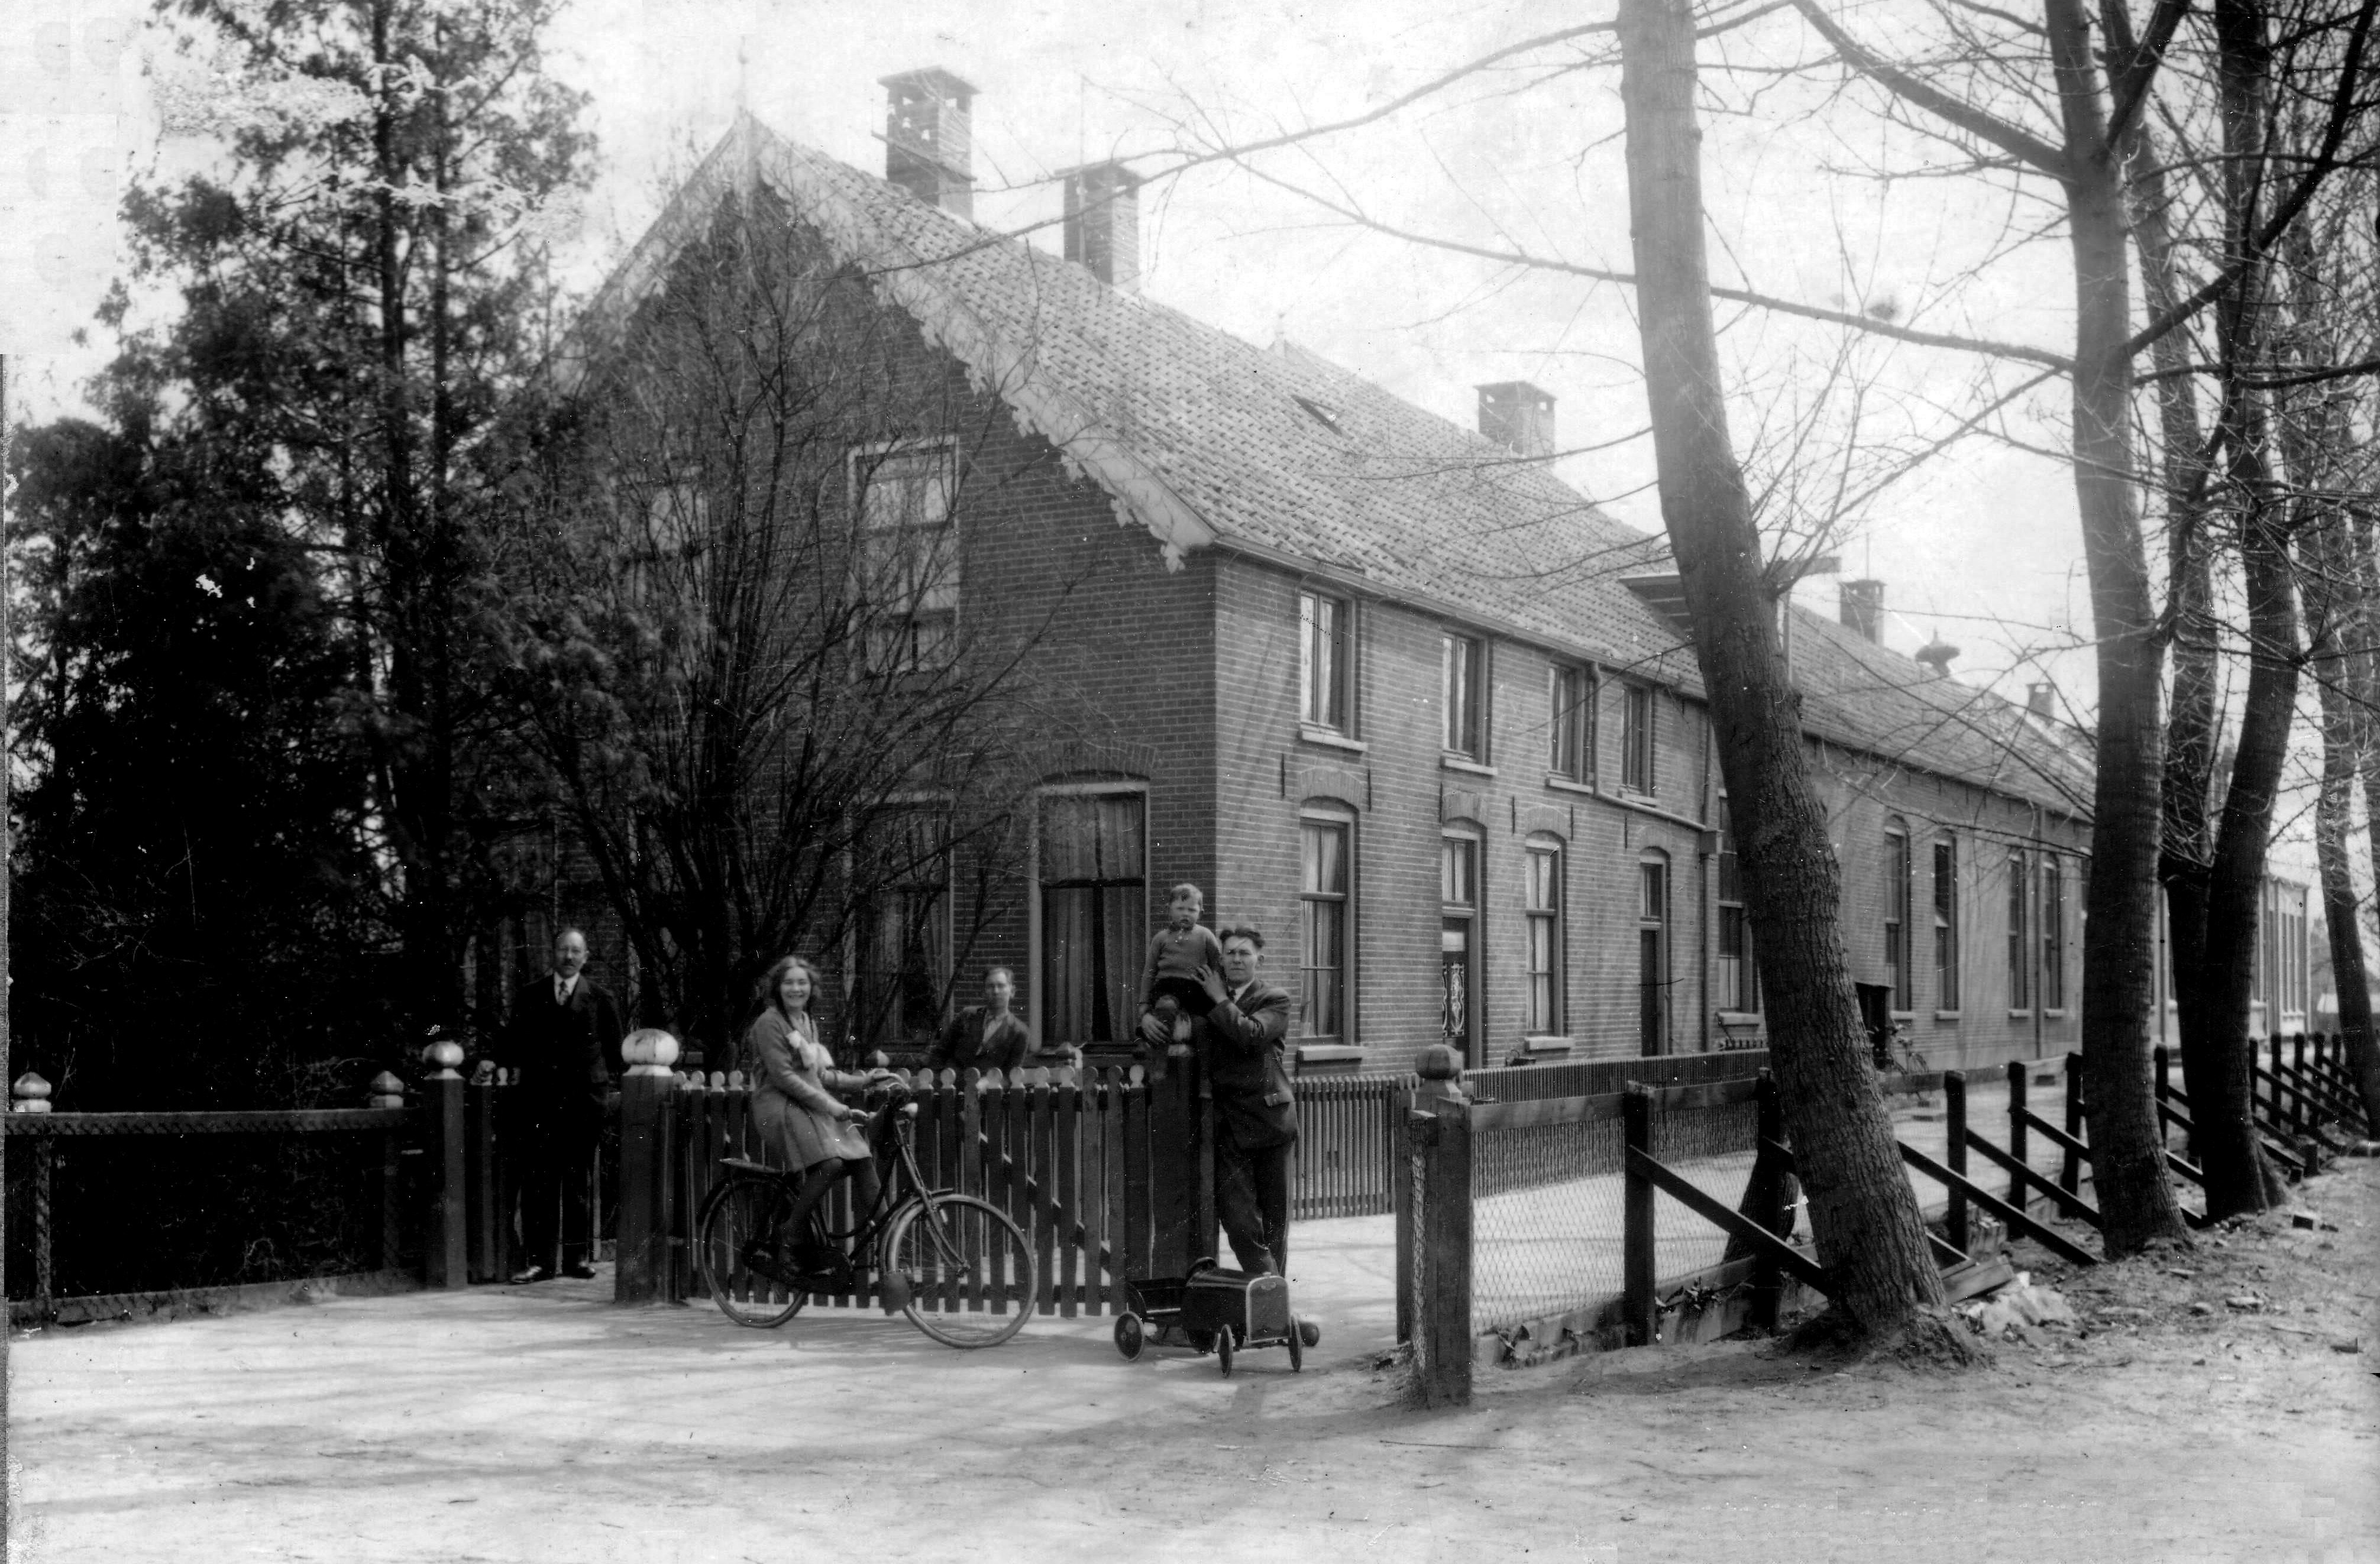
[9,1097,2376,1564]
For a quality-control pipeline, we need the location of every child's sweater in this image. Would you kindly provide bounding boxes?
[1143,921,1226,1000]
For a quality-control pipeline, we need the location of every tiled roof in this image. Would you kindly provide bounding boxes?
[575,115,2088,819]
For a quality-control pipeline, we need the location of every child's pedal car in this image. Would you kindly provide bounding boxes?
[1112,1258,1316,1375]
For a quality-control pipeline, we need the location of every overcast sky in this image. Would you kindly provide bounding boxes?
[12,0,2130,712]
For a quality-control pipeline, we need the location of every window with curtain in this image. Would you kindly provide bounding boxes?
[1933,838,1960,1011]
[2042,855,2065,1008]
[1548,664,1592,782]
[1884,820,1911,1011]
[1039,792,1144,1045]
[862,810,951,1045]
[1524,841,1563,1035]
[1621,683,1655,793]
[1442,634,1484,758]
[852,441,959,671]
[1302,819,1352,1040]
[2008,850,2030,1010]
[1717,807,1758,1012]
[1300,591,1350,731]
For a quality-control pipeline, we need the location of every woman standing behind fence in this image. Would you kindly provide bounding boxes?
[745,956,885,1267]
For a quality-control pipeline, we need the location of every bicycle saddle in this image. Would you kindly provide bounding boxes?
[718,1156,774,1175]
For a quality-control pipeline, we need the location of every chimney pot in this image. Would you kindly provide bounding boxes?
[880,67,976,218]
[2026,682,2056,720]
[1839,579,1884,643]
[1061,161,1140,291]
[1476,381,1556,459]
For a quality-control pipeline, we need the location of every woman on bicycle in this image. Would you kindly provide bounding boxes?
[746,954,885,1268]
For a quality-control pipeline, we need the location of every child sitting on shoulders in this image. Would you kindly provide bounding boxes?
[1142,882,1226,1048]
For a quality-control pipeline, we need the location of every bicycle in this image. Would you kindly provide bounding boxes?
[692,1089,1037,1349]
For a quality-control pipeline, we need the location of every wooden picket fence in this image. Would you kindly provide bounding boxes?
[649,1066,1161,1318]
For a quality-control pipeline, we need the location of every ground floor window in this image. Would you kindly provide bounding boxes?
[1716,807,1758,1012]
[1302,817,1353,1041]
[861,809,950,1045]
[1524,840,1562,1035]
[1040,792,1144,1045]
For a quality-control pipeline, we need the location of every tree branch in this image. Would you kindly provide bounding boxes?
[1789,0,2076,178]
[2104,0,2194,150]
[1227,161,2077,370]
[2124,0,2379,357]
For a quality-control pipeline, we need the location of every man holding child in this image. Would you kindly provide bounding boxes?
[1141,896,1298,1278]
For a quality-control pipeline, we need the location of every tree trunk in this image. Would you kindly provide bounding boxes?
[1616,0,1964,1353]
[2282,221,2380,1134]
[2188,0,2290,1218]
[2044,0,2181,1248]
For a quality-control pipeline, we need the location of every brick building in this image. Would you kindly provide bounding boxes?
[560,78,2301,1077]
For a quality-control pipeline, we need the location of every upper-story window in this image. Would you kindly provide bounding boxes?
[1884,818,1911,1012]
[1443,633,1486,759]
[852,441,959,670]
[1300,591,1351,732]
[1549,664,1593,783]
[1933,837,1960,1012]
[1620,683,1655,794]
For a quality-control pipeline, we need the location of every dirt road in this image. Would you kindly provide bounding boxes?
[10,1155,2375,1563]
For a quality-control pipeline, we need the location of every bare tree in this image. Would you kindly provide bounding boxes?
[499,195,1072,1057]
[1619,0,1972,1354]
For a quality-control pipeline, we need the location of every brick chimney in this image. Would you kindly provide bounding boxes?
[880,68,976,218]
[1060,161,1140,290]
[1476,381,1555,458]
[2026,682,2056,719]
[1839,578,1884,643]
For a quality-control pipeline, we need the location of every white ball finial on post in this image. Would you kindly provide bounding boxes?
[621,1028,681,1076]
[12,1071,54,1113]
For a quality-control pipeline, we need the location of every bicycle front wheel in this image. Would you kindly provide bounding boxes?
[696,1175,806,1329]
[884,1193,1036,1349]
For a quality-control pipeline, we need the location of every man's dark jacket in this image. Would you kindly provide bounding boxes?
[927,1006,1032,1075]
[1198,981,1296,1149]
[496,975,625,1121]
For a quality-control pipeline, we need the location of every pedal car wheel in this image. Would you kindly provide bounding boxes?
[1113,1312,1145,1362]
[1286,1316,1303,1373]
[1215,1328,1235,1377]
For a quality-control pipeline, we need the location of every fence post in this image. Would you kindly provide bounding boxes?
[369,1070,406,1270]
[1944,1071,1969,1259]
[423,1041,468,1289]
[1623,1083,1655,1348]
[2061,1053,2084,1199]
[15,1073,55,1323]
[2006,1061,2028,1214]
[1748,1069,1787,1330]
[1411,1081,1472,1408]
[1397,1046,1464,1347]
[615,1028,682,1304]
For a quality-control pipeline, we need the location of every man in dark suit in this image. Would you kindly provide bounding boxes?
[1191,927,1298,1277]
[493,928,624,1284]
[926,966,1032,1074]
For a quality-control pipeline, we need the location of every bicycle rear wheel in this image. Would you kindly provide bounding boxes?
[883,1193,1036,1349]
[695,1175,806,1329]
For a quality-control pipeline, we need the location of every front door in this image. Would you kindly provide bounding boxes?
[1638,856,1668,1055]
[1442,919,1474,1064]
